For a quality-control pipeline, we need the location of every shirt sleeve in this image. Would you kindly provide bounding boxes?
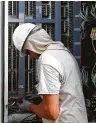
[37,64,61,94]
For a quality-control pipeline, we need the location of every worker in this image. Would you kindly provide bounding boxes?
[12,23,88,123]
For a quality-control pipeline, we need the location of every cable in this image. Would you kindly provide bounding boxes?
[92,39,96,54]
[90,27,96,87]
[20,114,36,123]
[82,67,89,87]
[8,93,38,122]
[79,9,87,21]
[8,93,42,115]
[79,2,96,22]
[91,2,96,19]
[91,62,96,88]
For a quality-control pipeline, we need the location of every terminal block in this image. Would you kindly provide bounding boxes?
[42,23,55,40]
[42,4,50,18]
[25,1,36,18]
[8,23,19,92]
[51,2,55,19]
[25,56,37,94]
[42,1,55,19]
[61,6,68,19]
[61,34,68,47]
[8,1,19,17]
[61,20,68,33]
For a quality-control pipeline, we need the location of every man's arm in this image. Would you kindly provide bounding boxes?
[29,94,60,120]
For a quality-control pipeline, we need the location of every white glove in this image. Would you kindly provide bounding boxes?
[17,99,31,112]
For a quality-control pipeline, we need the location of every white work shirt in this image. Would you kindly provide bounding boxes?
[36,42,88,123]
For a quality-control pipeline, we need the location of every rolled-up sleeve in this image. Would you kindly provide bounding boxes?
[37,64,61,94]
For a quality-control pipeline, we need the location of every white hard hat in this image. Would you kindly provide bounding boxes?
[12,23,36,56]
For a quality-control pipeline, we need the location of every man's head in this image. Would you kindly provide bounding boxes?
[24,49,40,59]
[12,23,53,58]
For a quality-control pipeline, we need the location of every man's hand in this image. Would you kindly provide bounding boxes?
[17,99,31,112]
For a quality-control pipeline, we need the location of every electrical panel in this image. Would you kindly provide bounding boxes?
[80,1,96,122]
[61,2,73,52]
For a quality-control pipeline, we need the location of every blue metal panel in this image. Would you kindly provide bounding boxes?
[25,18,55,23]
[36,1,42,6]
[55,1,61,41]
[74,31,81,43]
[18,56,25,94]
[74,28,80,31]
[73,2,81,14]
[74,45,80,56]
[18,1,25,95]
[19,1,25,19]
[19,1,25,13]
[36,1,42,20]
[8,18,24,23]
[74,17,82,28]
[73,1,81,64]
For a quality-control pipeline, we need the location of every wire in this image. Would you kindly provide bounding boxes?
[90,27,96,87]
[90,4,96,19]
[92,39,96,54]
[82,67,89,87]
[91,62,96,87]
[8,93,41,115]
[80,2,96,21]
[79,9,87,21]
[20,114,36,123]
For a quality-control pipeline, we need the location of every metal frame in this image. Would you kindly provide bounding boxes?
[72,1,82,65]
[18,1,25,95]
[4,1,8,122]
[55,1,61,41]
[0,1,5,122]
